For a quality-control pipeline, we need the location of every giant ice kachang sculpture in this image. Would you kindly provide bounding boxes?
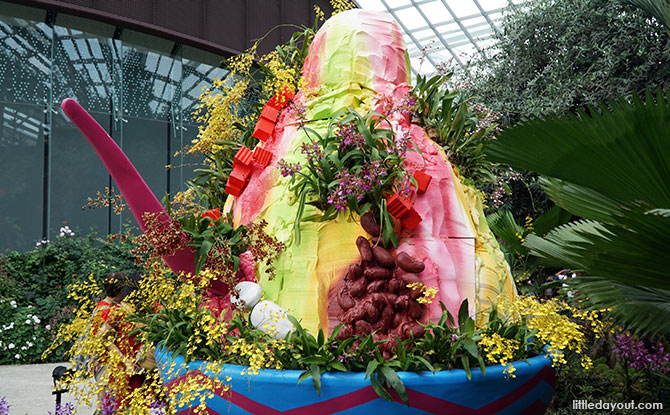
[62,9,516,337]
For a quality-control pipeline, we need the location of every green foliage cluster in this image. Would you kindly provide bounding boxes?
[286,109,414,248]
[469,0,670,128]
[487,90,670,337]
[0,231,142,364]
[178,211,247,275]
[487,206,571,294]
[411,74,498,187]
[549,353,669,414]
[186,23,319,210]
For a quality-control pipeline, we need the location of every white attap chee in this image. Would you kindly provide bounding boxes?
[231,281,263,310]
[232,282,295,339]
[250,300,295,340]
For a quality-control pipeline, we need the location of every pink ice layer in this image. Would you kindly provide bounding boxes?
[60,98,196,277]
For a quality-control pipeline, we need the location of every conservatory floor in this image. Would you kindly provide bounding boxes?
[0,363,94,415]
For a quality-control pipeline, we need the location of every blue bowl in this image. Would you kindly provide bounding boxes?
[155,346,555,414]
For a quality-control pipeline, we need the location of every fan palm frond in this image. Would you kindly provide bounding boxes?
[568,277,670,336]
[487,90,670,209]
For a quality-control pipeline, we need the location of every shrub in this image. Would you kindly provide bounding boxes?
[0,230,142,363]
[469,0,670,128]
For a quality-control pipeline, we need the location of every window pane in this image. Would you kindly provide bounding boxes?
[0,103,45,251]
[0,5,50,105]
[50,110,109,238]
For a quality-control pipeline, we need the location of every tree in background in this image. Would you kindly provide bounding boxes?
[469,0,670,128]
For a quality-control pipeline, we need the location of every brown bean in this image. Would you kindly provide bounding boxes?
[356,236,373,262]
[360,212,381,236]
[345,263,363,281]
[388,278,404,293]
[350,278,367,298]
[355,320,373,335]
[393,294,410,310]
[405,322,425,339]
[364,267,393,281]
[381,305,393,331]
[372,246,395,268]
[336,324,354,340]
[338,289,356,311]
[386,333,399,350]
[386,293,398,305]
[400,274,423,299]
[409,301,424,319]
[367,280,387,294]
[369,293,388,309]
[396,252,425,273]
[372,320,385,333]
[363,301,379,322]
[343,305,365,323]
[393,313,404,328]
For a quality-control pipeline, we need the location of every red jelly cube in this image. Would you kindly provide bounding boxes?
[252,117,275,141]
[225,182,242,197]
[253,146,273,167]
[261,105,279,122]
[227,164,251,189]
[267,86,295,110]
[402,207,422,231]
[413,170,432,194]
[386,193,412,218]
[233,146,253,167]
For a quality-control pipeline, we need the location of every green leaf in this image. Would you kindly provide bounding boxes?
[380,366,409,405]
[461,338,478,358]
[310,364,322,394]
[477,355,486,376]
[330,361,347,372]
[461,355,472,381]
[415,356,435,373]
[365,360,379,380]
[370,373,394,402]
[457,299,469,331]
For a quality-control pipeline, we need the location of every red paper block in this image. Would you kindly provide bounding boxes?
[267,86,295,110]
[234,146,253,167]
[252,117,275,141]
[201,208,221,222]
[402,207,422,231]
[413,170,432,193]
[261,105,279,122]
[228,164,251,189]
[386,193,412,218]
[225,182,242,197]
[253,146,273,167]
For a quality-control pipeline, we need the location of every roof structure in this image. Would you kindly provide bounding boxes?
[354,0,528,74]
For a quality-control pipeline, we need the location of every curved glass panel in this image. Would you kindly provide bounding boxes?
[0,3,230,251]
[355,0,528,74]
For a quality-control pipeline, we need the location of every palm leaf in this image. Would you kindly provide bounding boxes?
[540,178,620,224]
[486,210,526,255]
[486,90,670,209]
[567,277,670,336]
[524,220,611,269]
[490,89,670,335]
[530,204,573,237]
[526,208,670,290]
